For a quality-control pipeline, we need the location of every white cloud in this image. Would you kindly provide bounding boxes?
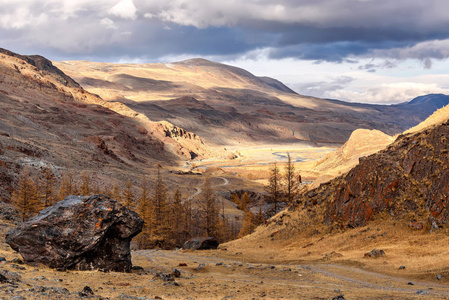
[109,0,137,20]
[100,18,118,30]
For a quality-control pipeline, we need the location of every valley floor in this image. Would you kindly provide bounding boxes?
[1,219,449,299]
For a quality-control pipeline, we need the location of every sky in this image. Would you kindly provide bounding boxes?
[2,0,449,104]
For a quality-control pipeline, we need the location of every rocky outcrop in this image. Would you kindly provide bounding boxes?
[6,195,143,272]
[182,237,219,250]
[299,120,449,228]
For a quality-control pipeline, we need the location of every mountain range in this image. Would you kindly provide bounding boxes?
[54,59,449,146]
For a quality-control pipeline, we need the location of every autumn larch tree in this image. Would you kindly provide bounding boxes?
[41,167,56,207]
[137,176,151,249]
[58,170,76,201]
[197,178,219,237]
[283,152,300,205]
[122,181,134,209]
[169,189,186,247]
[265,162,282,215]
[151,170,169,246]
[12,169,42,221]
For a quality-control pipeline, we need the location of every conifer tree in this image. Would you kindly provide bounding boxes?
[123,181,134,209]
[241,192,249,211]
[265,162,281,215]
[151,170,169,244]
[283,152,300,204]
[198,178,219,237]
[169,189,186,246]
[80,173,91,195]
[42,167,56,207]
[238,210,256,238]
[59,170,75,200]
[137,176,151,249]
[112,181,123,203]
[12,169,42,221]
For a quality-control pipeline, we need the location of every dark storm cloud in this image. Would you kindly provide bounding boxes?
[1,0,449,63]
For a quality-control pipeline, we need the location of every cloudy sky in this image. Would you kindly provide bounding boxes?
[2,0,449,104]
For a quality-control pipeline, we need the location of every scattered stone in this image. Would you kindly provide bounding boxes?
[11,296,26,300]
[195,263,206,271]
[0,274,8,283]
[364,249,385,258]
[6,195,144,272]
[182,237,219,250]
[408,282,414,285]
[154,272,175,282]
[302,243,314,248]
[10,264,25,270]
[0,257,5,264]
[332,296,346,300]
[31,276,48,281]
[172,269,181,278]
[216,262,223,266]
[416,290,428,295]
[322,251,344,261]
[437,274,442,280]
[179,263,188,267]
[132,266,144,271]
[0,270,21,282]
[399,266,406,270]
[409,220,424,230]
[11,258,23,264]
[79,286,94,297]
[235,252,243,255]
[334,289,341,293]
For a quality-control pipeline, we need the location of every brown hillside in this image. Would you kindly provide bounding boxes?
[299,120,449,229]
[54,59,448,146]
[0,49,235,203]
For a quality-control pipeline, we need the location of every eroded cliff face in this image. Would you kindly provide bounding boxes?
[299,120,449,229]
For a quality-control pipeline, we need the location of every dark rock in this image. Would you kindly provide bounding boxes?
[182,237,219,250]
[11,264,26,270]
[408,282,414,285]
[172,269,181,278]
[437,274,442,280]
[131,265,144,271]
[0,270,21,282]
[195,263,206,271]
[399,266,406,270]
[153,272,175,282]
[364,249,385,258]
[179,263,188,267]
[332,296,346,300]
[11,258,23,264]
[416,290,428,295]
[6,195,143,272]
[0,274,8,283]
[79,286,94,297]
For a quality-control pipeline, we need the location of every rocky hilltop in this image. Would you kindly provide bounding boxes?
[296,118,449,229]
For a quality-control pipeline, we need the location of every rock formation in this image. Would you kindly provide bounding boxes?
[298,120,449,228]
[6,195,143,272]
[182,237,219,250]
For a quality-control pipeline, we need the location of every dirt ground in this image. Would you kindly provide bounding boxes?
[1,217,449,300]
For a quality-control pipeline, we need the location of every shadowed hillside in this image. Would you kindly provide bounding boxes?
[55,59,449,146]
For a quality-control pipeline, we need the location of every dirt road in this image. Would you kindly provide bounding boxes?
[132,249,449,299]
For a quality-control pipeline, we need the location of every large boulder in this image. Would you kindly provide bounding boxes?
[6,194,143,272]
[182,237,219,250]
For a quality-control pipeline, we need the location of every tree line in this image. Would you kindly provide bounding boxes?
[10,167,243,249]
[264,152,306,216]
